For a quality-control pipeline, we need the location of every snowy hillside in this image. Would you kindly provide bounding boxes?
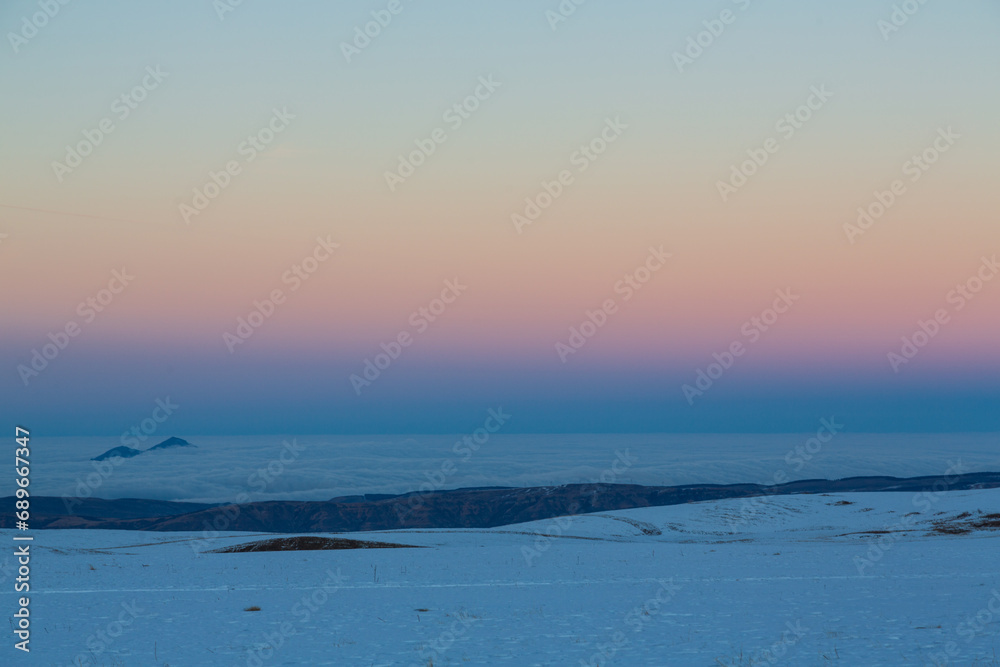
[2,488,998,666]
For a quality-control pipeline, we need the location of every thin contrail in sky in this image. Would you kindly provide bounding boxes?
[0,203,154,226]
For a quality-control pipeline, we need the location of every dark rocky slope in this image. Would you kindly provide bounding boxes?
[6,472,999,533]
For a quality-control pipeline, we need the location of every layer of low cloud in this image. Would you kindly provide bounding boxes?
[17,433,1000,505]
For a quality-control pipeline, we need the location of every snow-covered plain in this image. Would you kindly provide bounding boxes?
[2,488,999,666]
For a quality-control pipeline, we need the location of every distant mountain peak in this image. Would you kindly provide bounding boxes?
[92,446,142,462]
[148,436,195,451]
[91,436,195,461]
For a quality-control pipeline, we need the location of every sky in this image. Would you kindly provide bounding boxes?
[1,0,999,435]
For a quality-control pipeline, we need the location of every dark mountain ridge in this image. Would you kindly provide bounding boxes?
[91,436,194,461]
[6,471,999,534]
[92,446,143,462]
